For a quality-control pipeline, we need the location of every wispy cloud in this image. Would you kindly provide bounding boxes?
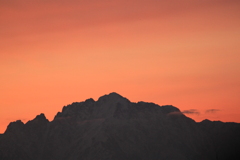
[182,109,200,115]
[205,109,220,114]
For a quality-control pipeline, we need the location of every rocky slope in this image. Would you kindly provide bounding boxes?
[0,92,240,160]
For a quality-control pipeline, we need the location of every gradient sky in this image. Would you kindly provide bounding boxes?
[1,0,240,133]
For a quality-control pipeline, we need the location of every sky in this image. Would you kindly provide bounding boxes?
[0,0,240,133]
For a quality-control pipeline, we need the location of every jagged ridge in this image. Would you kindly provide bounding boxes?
[0,92,240,160]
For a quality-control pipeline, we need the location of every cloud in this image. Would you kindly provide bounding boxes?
[182,109,200,115]
[205,109,220,114]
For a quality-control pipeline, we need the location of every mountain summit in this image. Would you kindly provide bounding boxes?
[0,92,240,160]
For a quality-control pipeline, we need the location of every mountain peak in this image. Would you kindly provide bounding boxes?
[109,92,123,97]
[4,120,24,134]
[97,92,125,100]
[35,113,47,120]
[32,113,49,122]
[25,113,49,126]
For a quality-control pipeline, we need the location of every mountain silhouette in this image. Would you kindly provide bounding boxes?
[0,92,240,160]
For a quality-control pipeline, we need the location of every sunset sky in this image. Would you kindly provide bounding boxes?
[1,0,240,133]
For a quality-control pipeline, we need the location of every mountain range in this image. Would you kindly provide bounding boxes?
[0,92,240,160]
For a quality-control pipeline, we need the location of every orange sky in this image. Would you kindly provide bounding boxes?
[1,0,240,133]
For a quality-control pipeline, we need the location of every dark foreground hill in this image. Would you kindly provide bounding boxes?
[0,92,240,160]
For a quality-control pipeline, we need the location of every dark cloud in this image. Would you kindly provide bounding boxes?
[205,109,220,114]
[182,109,200,115]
